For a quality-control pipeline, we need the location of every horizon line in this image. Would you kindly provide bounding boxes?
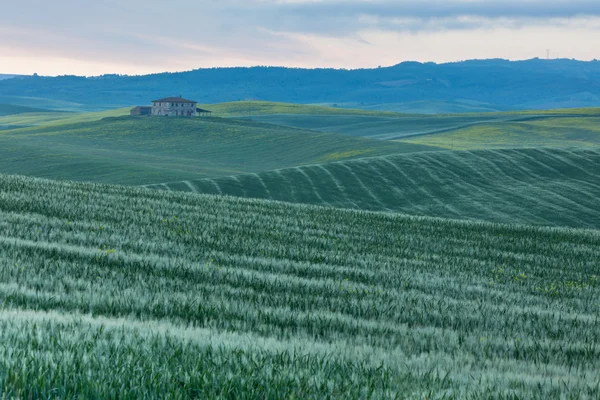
[3,57,598,79]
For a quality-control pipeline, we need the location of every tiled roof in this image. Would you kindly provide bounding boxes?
[152,97,197,103]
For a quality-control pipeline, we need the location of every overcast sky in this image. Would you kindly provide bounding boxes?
[1,0,599,76]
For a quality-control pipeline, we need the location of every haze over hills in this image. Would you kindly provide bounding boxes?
[2,59,600,112]
[0,74,21,81]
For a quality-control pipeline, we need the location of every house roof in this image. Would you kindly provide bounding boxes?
[196,108,212,113]
[131,106,151,110]
[152,97,197,103]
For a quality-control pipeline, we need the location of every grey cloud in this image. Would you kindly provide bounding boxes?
[275,0,600,19]
[2,0,599,74]
[246,0,600,35]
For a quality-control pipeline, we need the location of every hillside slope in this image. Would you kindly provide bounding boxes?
[200,101,410,118]
[0,116,432,184]
[401,111,600,149]
[241,107,600,144]
[148,147,600,229]
[0,104,50,116]
[1,173,599,397]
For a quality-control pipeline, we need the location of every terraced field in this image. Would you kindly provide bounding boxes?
[0,115,430,184]
[148,147,600,229]
[1,173,599,398]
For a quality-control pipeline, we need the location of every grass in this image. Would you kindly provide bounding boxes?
[0,115,432,185]
[0,95,90,112]
[400,114,600,149]
[0,173,599,398]
[0,104,51,116]
[0,107,129,128]
[245,109,600,144]
[148,147,600,229]
[199,101,411,118]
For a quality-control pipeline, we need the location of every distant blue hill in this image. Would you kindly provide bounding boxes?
[0,74,22,81]
[1,59,600,112]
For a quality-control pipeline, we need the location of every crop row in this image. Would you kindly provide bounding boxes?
[149,147,600,229]
[1,174,599,398]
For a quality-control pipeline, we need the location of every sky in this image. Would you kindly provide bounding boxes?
[1,0,600,76]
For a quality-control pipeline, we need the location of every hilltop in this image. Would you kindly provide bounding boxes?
[0,74,20,81]
[2,59,600,112]
[0,115,430,184]
[148,147,600,229]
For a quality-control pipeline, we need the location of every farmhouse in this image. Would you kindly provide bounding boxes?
[130,96,212,117]
[152,96,198,117]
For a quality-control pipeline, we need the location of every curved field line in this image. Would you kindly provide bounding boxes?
[182,180,198,193]
[338,163,392,211]
[377,157,455,215]
[251,173,272,199]
[314,165,361,209]
[435,151,555,225]
[209,179,224,195]
[415,152,520,223]
[362,160,417,209]
[294,167,331,206]
[229,175,248,198]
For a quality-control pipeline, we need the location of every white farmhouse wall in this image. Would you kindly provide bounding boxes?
[152,101,198,117]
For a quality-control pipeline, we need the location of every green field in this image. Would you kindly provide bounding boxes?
[199,101,411,118]
[2,101,600,397]
[245,108,600,145]
[0,107,129,128]
[0,115,431,185]
[314,99,513,114]
[0,104,52,116]
[400,112,600,150]
[147,147,600,229]
[1,173,599,398]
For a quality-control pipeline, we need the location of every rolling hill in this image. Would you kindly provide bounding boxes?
[0,115,433,185]
[2,59,600,111]
[401,112,600,149]
[0,104,50,116]
[234,105,600,145]
[199,101,409,118]
[1,173,599,397]
[0,74,20,81]
[147,147,600,229]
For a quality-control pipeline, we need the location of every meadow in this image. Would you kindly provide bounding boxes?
[147,147,600,229]
[2,101,600,397]
[1,173,599,398]
[400,112,600,150]
[246,107,600,145]
[0,114,430,184]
